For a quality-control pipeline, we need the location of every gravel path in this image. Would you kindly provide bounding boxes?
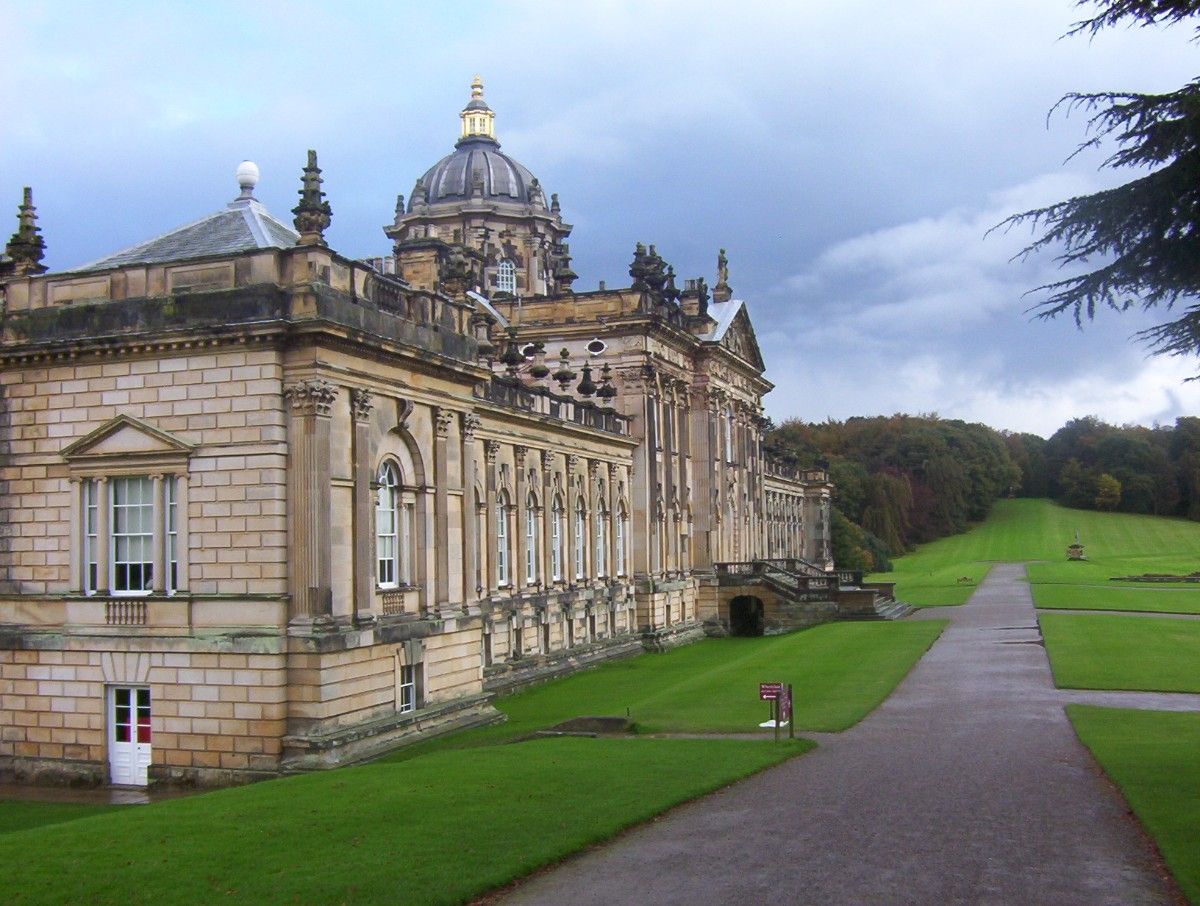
[500,563,1183,905]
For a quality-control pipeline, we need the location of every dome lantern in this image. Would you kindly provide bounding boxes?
[459,75,496,143]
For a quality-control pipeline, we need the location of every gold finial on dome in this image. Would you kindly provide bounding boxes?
[460,75,496,142]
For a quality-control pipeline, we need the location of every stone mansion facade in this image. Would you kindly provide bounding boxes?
[0,79,834,786]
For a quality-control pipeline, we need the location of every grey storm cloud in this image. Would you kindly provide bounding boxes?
[2,0,1197,436]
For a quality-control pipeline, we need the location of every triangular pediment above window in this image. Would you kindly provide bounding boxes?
[61,415,195,462]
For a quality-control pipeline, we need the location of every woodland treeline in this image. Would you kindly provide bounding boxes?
[765,414,1200,572]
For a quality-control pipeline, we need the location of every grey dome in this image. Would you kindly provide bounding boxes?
[412,136,546,212]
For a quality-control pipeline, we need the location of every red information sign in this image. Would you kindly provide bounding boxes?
[759,682,782,701]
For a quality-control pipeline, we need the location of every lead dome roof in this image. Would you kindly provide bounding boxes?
[411,135,546,213]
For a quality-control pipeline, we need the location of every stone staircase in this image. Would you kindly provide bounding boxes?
[871,595,914,621]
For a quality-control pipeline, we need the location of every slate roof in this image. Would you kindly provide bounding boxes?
[703,298,743,342]
[413,136,545,212]
[68,195,298,272]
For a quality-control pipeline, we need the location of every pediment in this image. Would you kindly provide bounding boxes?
[62,415,195,461]
[720,306,765,371]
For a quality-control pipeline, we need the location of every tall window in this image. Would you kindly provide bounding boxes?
[725,406,735,462]
[550,496,563,581]
[595,505,608,578]
[497,259,516,294]
[111,477,154,594]
[398,664,416,714]
[616,505,627,577]
[166,479,178,594]
[84,480,99,593]
[525,491,538,585]
[81,475,180,596]
[376,462,400,588]
[574,497,586,579]
[497,491,510,587]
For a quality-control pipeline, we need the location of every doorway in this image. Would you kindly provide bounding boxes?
[728,596,765,637]
[108,686,151,786]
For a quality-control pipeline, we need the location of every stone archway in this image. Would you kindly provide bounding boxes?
[728,595,765,637]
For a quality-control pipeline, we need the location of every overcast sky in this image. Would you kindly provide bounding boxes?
[3,1,1198,437]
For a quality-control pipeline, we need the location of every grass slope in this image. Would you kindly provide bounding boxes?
[1040,613,1200,693]
[0,737,803,906]
[870,499,1200,609]
[383,620,946,762]
[0,801,120,835]
[1033,584,1200,615]
[1068,706,1200,905]
[0,621,945,901]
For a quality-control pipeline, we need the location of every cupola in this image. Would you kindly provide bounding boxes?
[459,75,496,143]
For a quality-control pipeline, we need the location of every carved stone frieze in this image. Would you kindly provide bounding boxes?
[461,412,481,439]
[349,387,374,422]
[284,379,338,417]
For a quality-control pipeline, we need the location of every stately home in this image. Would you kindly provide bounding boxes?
[0,79,863,788]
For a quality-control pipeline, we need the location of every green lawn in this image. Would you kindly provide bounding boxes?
[1032,584,1200,615]
[1069,706,1200,905]
[384,620,946,762]
[0,621,945,902]
[0,800,121,836]
[1040,612,1200,693]
[0,737,803,905]
[870,499,1200,610]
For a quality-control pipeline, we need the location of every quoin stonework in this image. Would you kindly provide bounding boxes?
[0,79,885,788]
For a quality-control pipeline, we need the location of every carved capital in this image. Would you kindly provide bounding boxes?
[350,387,374,422]
[434,406,455,437]
[461,412,482,440]
[607,461,618,479]
[540,449,553,473]
[567,453,580,474]
[514,445,528,466]
[484,439,501,465]
[284,379,338,417]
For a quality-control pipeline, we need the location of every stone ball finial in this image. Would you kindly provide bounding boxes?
[236,160,260,191]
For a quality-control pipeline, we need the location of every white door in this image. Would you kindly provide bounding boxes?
[109,686,151,786]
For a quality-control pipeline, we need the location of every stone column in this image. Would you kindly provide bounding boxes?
[515,446,528,588]
[68,477,82,594]
[541,450,554,585]
[96,477,110,593]
[566,454,580,583]
[284,378,337,627]
[433,406,454,612]
[151,473,165,594]
[607,462,618,582]
[350,388,375,623]
[462,413,481,602]
[484,440,500,594]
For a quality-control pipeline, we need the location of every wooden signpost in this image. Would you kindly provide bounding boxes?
[758,681,794,742]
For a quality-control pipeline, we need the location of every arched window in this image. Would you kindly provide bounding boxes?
[574,497,586,579]
[551,495,564,581]
[497,259,516,295]
[525,490,538,585]
[616,504,627,577]
[595,504,608,578]
[376,462,400,587]
[497,490,510,587]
